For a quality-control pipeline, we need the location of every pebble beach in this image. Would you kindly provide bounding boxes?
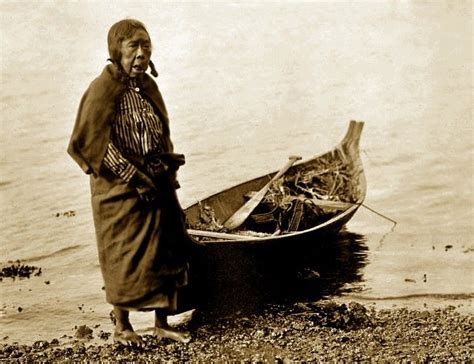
[1,302,472,362]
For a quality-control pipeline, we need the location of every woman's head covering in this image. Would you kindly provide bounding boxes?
[107,18,158,77]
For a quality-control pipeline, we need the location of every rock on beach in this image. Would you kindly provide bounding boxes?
[0,301,471,362]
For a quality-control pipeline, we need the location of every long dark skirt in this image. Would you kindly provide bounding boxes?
[90,170,190,311]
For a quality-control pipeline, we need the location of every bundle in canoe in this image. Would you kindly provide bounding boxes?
[185,120,366,244]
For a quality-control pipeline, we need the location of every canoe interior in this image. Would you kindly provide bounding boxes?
[184,121,366,243]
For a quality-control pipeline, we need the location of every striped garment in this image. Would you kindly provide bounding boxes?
[103,78,165,181]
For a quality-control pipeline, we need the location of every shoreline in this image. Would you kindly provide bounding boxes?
[1,301,471,362]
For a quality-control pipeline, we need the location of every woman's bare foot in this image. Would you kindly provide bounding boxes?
[112,306,144,347]
[154,308,191,343]
[154,327,191,343]
[113,329,144,347]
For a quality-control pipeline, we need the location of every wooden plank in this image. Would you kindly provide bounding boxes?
[187,229,251,241]
[246,192,354,210]
[309,198,354,210]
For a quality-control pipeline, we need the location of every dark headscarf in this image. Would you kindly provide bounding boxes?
[107,18,158,77]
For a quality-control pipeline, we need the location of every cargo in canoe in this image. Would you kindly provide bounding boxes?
[185,120,366,245]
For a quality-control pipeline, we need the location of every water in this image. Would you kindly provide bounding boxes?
[1,0,472,344]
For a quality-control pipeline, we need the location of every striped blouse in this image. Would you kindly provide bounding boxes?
[103,78,165,182]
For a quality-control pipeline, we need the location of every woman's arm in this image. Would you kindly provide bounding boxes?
[103,142,137,182]
[103,143,158,202]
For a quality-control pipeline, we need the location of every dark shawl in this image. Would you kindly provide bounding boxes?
[68,64,190,308]
[68,64,173,175]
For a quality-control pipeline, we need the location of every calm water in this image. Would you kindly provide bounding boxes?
[1,1,472,344]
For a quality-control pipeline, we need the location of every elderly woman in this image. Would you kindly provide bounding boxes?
[68,19,192,346]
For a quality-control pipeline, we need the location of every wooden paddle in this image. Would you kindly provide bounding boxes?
[224,155,302,230]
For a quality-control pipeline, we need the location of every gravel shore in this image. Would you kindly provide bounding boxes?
[1,301,471,362]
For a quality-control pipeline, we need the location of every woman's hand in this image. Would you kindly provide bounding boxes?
[132,169,155,189]
[137,187,158,203]
[160,153,185,172]
[130,170,159,202]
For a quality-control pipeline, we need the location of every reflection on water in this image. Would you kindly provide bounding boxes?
[183,230,368,316]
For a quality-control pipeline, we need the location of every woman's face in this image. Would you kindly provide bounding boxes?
[120,29,152,77]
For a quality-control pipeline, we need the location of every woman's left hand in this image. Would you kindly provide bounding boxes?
[160,153,185,172]
[136,185,159,203]
[130,170,160,202]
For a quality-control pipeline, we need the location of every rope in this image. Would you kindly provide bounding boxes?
[356,202,397,248]
[360,203,397,227]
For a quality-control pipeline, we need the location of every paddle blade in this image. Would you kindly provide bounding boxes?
[223,188,268,230]
[223,155,301,230]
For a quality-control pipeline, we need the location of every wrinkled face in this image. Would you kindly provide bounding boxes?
[120,29,152,77]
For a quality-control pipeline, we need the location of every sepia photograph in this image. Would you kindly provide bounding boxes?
[1,0,472,361]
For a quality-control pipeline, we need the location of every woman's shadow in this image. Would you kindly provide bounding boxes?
[181,230,368,317]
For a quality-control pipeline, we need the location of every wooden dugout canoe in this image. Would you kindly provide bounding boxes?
[185,120,366,245]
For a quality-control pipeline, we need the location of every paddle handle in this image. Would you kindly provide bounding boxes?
[271,155,302,182]
[224,155,302,230]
